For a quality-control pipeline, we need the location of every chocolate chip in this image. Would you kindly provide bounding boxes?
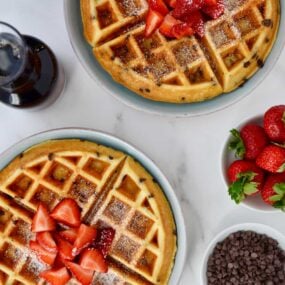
[243,61,251,68]
[48,153,54,161]
[145,88,151,93]
[108,156,114,160]
[206,231,285,285]
[139,178,146,183]
[262,19,273,27]
[257,59,264,68]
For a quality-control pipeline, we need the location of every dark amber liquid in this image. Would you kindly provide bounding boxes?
[0,36,58,108]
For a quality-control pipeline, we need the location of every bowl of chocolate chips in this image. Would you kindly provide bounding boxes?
[201,223,285,285]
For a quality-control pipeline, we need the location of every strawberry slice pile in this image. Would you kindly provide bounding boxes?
[227,105,285,211]
[145,0,225,38]
[29,198,115,285]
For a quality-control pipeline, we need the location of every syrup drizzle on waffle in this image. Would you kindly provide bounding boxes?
[81,0,280,102]
[0,140,176,284]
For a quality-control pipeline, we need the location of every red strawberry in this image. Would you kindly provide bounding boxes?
[261,173,285,210]
[50,198,81,227]
[66,262,94,285]
[59,228,79,244]
[256,145,285,173]
[73,224,97,256]
[172,0,203,19]
[31,204,56,233]
[29,240,57,266]
[204,0,217,5]
[36,232,57,253]
[94,228,116,258]
[148,0,169,15]
[56,235,74,261]
[202,0,225,19]
[40,267,70,285]
[168,0,177,8]
[184,11,205,37]
[145,9,164,37]
[229,125,269,160]
[172,22,194,38]
[159,14,181,37]
[227,160,265,203]
[264,105,285,143]
[79,249,108,273]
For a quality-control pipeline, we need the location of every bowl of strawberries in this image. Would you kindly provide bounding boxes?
[222,105,285,212]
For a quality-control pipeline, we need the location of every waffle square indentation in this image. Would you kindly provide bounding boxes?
[0,207,12,232]
[210,21,236,48]
[97,2,118,29]
[112,235,139,262]
[0,242,23,270]
[136,249,157,275]
[127,210,154,239]
[7,174,33,198]
[30,185,61,210]
[103,197,131,224]
[83,158,110,179]
[9,219,32,245]
[44,162,72,188]
[69,176,97,204]
[117,175,141,201]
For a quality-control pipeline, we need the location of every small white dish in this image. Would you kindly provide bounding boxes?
[221,115,279,213]
[201,223,285,285]
[0,128,187,284]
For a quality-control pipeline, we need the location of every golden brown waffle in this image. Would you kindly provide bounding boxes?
[81,0,280,103]
[0,140,176,285]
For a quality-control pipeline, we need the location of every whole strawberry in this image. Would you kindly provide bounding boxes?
[256,145,285,173]
[229,124,269,160]
[261,173,285,211]
[227,160,265,204]
[264,105,285,143]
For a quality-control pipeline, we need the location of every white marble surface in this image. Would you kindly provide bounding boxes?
[0,1,285,284]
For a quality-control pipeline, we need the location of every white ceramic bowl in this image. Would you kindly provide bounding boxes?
[221,115,279,213]
[201,223,285,285]
[64,0,285,117]
[0,128,187,284]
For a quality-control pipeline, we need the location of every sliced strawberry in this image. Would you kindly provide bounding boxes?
[149,0,169,15]
[66,262,94,285]
[73,224,97,256]
[29,240,57,266]
[145,9,164,37]
[202,0,225,19]
[59,228,79,244]
[166,0,177,8]
[172,0,203,19]
[80,249,108,273]
[36,232,57,253]
[184,10,205,37]
[53,255,66,268]
[31,204,56,233]
[56,235,74,261]
[40,267,70,285]
[94,228,116,258]
[159,14,181,38]
[172,22,194,39]
[50,198,81,227]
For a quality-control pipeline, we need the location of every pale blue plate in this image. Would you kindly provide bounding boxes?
[0,128,187,284]
[64,0,284,116]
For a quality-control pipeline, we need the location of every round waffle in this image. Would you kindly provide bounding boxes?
[81,0,280,103]
[0,139,176,285]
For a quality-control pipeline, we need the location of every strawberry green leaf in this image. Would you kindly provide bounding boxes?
[277,163,285,173]
[228,129,245,159]
[269,194,283,202]
[273,183,285,195]
[228,180,246,204]
[273,198,285,211]
[244,182,259,195]
[228,172,258,204]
